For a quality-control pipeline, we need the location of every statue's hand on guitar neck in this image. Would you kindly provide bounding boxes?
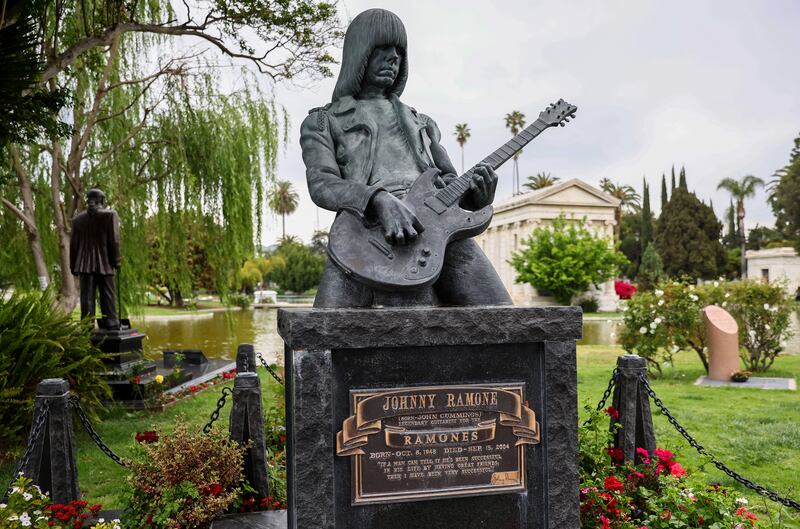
[367,191,425,246]
[435,163,498,210]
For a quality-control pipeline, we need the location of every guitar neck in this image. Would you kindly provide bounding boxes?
[435,118,550,206]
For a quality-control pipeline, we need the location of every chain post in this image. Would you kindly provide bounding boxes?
[611,355,656,463]
[203,387,233,434]
[70,396,127,467]
[236,344,256,374]
[229,372,270,498]
[18,379,81,504]
[639,374,800,512]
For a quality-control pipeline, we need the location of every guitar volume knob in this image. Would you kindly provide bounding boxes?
[418,257,428,267]
[421,248,431,256]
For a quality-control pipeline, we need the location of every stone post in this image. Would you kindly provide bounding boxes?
[236,343,256,374]
[229,372,270,498]
[21,379,80,504]
[610,355,656,462]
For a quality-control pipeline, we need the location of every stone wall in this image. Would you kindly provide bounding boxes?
[746,247,800,295]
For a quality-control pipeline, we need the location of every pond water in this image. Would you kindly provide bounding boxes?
[135,307,800,363]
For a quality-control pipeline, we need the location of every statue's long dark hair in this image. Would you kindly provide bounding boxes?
[332,9,408,102]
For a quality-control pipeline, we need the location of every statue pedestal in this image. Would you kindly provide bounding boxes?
[91,326,147,369]
[278,306,582,529]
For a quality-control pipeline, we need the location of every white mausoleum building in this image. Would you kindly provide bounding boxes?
[475,178,621,310]
[745,247,800,296]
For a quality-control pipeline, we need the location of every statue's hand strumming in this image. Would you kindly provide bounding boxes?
[368,191,424,246]
[467,163,498,209]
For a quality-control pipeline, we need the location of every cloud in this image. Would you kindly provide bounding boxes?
[264,0,800,245]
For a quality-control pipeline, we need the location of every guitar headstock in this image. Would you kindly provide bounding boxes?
[538,99,578,127]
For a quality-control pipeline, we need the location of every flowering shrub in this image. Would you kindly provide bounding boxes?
[122,420,246,529]
[0,475,119,529]
[726,281,794,372]
[580,407,759,529]
[615,281,637,300]
[620,279,792,373]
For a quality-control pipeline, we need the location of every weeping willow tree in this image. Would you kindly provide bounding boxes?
[0,0,340,312]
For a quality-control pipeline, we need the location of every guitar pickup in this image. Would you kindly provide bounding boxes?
[369,238,394,260]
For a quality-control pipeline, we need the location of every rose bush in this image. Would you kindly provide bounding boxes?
[580,407,760,529]
[620,280,793,373]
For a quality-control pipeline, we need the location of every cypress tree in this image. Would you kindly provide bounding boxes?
[638,242,665,291]
[724,200,739,248]
[641,179,653,252]
[679,165,688,190]
[671,165,676,190]
[660,173,668,211]
[655,188,726,279]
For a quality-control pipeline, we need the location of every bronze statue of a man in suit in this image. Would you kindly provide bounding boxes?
[301,8,511,308]
[70,188,121,329]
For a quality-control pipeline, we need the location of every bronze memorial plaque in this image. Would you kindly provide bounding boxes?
[336,383,540,505]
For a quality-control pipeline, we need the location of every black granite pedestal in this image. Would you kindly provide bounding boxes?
[91,326,147,369]
[278,306,582,529]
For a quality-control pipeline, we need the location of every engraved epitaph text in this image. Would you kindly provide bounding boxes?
[336,383,540,505]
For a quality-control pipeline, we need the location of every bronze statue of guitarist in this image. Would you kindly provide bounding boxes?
[301,8,575,308]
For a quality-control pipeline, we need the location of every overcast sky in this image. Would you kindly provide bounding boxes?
[260,0,800,246]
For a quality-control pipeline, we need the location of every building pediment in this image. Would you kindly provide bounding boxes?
[495,178,620,213]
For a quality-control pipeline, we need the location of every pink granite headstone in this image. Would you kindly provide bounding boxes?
[703,305,740,381]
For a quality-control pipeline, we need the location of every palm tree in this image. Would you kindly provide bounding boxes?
[504,111,526,195]
[523,172,559,191]
[269,180,299,240]
[599,178,641,242]
[717,174,765,278]
[453,123,470,173]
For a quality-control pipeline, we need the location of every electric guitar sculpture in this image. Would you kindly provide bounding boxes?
[328,99,578,290]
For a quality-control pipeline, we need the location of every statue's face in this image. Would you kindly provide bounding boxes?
[87,195,104,216]
[363,45,400,92]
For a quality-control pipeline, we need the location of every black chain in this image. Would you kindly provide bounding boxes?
[259,357,284,385]
[202,387,232,434]
[3,401,50,498]
[583,368,618,426]
[639,374,800,512]
[70,397,127,467]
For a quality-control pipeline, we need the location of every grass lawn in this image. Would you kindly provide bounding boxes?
[1,347,797,525]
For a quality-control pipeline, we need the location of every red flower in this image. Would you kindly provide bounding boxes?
[653,448,674,463]
[189,385,199,392]
[604,475,624,492]
[604,406,620,420]
[614,281,637,299]
[130,375,141,385]
[135,431,159,444]
[697,515,704,525]
[669,462,687,477]
[206,483,223,496]
[635,448,651,464]
[600,515,611,529]
[660,510,671,520]
[89,504,102,514]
